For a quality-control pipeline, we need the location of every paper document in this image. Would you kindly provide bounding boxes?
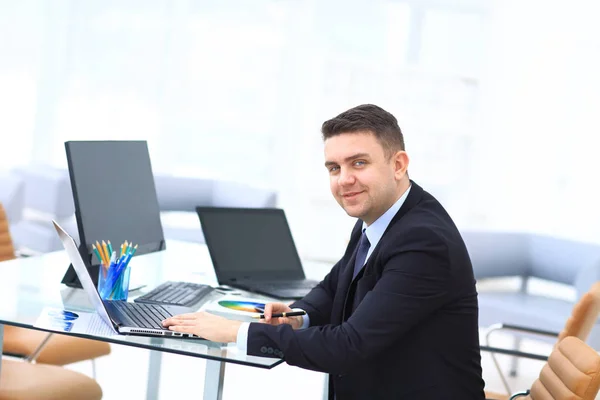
[35,307,118,337]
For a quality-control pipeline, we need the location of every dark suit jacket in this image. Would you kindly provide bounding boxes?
[247,181,485,399]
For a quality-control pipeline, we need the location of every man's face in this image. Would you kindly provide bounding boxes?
[324,131,404,225]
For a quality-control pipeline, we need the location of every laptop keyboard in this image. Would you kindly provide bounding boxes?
[134,281,214,307]
[111,300,172,329]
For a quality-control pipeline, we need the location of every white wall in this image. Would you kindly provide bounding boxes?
[10,0,600,262]
[473,0,600,243]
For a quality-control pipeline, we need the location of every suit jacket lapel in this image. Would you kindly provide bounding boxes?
[334,181,426,322]
[350,181,425,284]
[384,180,424,231]
[331,221,362,324]
[340,221,362,287]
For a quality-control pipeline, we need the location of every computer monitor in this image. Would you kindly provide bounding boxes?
[61,140,165,287]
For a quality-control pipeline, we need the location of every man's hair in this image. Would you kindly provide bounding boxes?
[321,104,404,157]
[321,104,405,157]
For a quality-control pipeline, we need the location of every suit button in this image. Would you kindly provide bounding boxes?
[267,348,274,354]
[260,346,267,354]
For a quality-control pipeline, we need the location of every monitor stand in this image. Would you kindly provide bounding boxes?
[61,263,100,288]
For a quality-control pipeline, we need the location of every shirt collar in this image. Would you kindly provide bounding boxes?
[362,185,411,248]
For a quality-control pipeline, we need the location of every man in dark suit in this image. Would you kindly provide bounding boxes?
[163,104,485,399]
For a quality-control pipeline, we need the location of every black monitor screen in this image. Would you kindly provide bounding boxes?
[196,207,305,282]
[66,140,165,260]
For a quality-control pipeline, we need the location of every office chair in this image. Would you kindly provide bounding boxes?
[8,166,77,253]
[0,357,102,400]
[485,281,600,397]
[463,230,600,380]
[485,336,600,400]
[0,203,110,372]
[0,204,15,260]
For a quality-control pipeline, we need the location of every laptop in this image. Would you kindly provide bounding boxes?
[196,207,318,299]
[53,220,200,339]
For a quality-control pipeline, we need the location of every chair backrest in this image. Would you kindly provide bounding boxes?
[529,235,600,286]
[11,166,74,219]
[462,230,600,286]
[525,336,600,400]
[461,231,530,279]
[154,175,214,212]
[0,203,16,262]
[558,281,600,343]
[154,174,278,212]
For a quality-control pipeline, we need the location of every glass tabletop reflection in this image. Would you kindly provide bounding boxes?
[0,240,283,369]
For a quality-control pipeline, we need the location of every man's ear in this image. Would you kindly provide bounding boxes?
[394,151,409,180]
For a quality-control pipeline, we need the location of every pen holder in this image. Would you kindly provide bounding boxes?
[98,263,131,301]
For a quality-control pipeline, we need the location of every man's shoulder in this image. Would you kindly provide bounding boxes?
[383,219,449,251]
[381,192,461,250]
[390,191,452,231]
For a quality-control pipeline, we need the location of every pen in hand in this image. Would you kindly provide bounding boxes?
[252,311,306,319]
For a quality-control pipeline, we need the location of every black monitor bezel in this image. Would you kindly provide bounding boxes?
[61,140,166,288]
[196,206,306,284]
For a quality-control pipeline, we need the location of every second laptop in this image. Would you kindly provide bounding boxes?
[196,207,318,299]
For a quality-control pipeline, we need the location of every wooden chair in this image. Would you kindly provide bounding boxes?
[508,336,600,399]
[0,204,15,262]
[557,282,600,343]
[485,282,600,399]
[0,203,110,369]
[0,358,102,400]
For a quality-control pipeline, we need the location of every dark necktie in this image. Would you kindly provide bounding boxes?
[353,229,371,279]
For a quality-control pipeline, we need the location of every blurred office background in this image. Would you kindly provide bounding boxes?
[2,0,600,398]
[3,0,600,261]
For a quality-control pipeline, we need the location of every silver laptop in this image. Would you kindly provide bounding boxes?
[53,220,199,339]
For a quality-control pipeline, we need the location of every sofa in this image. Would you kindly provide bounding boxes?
[154,174,278,243]
[7,166,77,253]
[462,230,600,349]
[1,167,277,253]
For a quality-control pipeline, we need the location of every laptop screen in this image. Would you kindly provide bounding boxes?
[53,221,116,331]
[196,207,305,282]
[65,140,165,258]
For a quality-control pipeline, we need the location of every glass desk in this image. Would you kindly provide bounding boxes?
[0,241,284,400]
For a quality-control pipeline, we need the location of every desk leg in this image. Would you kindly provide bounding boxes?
[203,359,225,400]
[0,324,4,380]
[146,350,162,400]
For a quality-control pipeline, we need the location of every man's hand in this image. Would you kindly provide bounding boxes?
[162,312,242,343]
[261,302,304,330]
